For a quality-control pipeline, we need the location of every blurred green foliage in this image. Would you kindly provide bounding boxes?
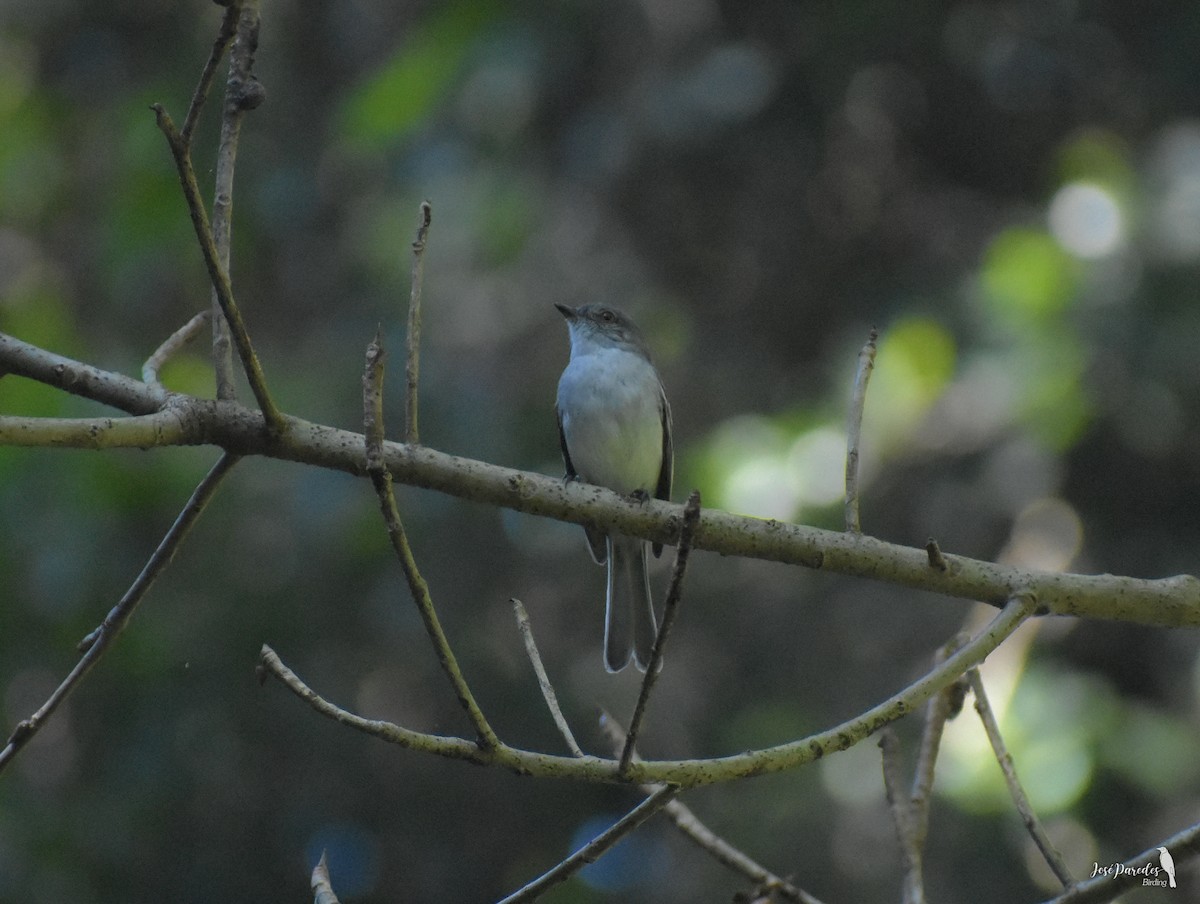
[3,1,1200,902]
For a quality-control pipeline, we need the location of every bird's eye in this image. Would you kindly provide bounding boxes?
[600,309,616,323]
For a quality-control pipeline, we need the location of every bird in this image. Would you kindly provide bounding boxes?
[1157,846,1176,887]
[554,303,673,672]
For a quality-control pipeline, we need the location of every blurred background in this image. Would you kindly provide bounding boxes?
[2,0,1200,901]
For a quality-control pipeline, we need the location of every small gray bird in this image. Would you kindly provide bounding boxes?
[555,303,673,671]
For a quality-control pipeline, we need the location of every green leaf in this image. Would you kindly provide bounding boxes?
[339,0,503,152]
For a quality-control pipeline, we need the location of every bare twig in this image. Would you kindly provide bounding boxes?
[495,785,679,904]
[879,728,923,904]
[406,200,432,445]
[181,2,240,144]
[512,598,584,757]
[620,489,702,774]
[1039,817,1200,904]
[0,452,239,773]
[844,327,877,533]
[311,850,341,904]
[601,711,825,904]
[883,631,970,904]
[910,633,970,842]
[361,333,499,751]
[969,668,1075,888]
[210,0,265,401]
[150,105,283,432]
[143,311,212,387]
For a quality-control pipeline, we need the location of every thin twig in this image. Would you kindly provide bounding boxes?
[1039,817,1200,904]
[888,631,970,904]
[181,2,239,145]
[620,490,702,774]
[151,105,283,432]
[143,311,212,386]
[0,452,239,774]
[311,850,341,904]
[601,711,824,904]
[879,728,923,904]
[969,668,1075,888]
[512,598,584,757]
[844,326,877,533]
[495,785,679,904]
[210,0,266,401]
[362,333,499,751]
[405,200,432,445]
[910,632,970,844]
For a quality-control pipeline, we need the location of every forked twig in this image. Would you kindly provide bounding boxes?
[910,633,970,843]
[512,598,584,757]
[495,785,678,904]
[0,452,239,773]
[882,629,984,904]
[844,327,877,533]
[879,728,922,903]
[969,668,1074,888]
[406,201,432,445]
[362,333,499,750]
[620,490,702,774]
[151,104,283,432]
[181,2,240,144]
[209,0,266,401]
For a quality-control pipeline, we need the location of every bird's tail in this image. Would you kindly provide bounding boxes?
[605,536,659,672]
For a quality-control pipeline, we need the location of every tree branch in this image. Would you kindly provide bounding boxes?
[600,711,825,904]
[1038,817,1200,904]
[845,326,877,533]
[970,668,1074,888]
[149,105,282,432]
[4,335,1200,627]
[495,785,678,904]
[0,452,239,773]
[405,200,431,444]
[620,489,702,773]
[512,598,584,757]
[362,334,499,751]
[257,594,1034,786]
[209,0,265,401]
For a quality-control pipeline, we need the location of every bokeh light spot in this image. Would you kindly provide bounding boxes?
[1048,182,1123,259]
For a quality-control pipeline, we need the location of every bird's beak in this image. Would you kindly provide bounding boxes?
[554,303,577,321]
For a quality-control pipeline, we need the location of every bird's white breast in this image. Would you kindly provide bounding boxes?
[557,346,663,494]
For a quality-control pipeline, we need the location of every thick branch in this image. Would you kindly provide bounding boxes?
[4,334,1200,627]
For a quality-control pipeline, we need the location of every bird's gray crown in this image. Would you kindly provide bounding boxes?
[555,303,652,359]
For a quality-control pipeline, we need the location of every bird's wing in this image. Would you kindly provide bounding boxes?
[556,405,578,481]
[558,404,607,564]
[652,386,673,558]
